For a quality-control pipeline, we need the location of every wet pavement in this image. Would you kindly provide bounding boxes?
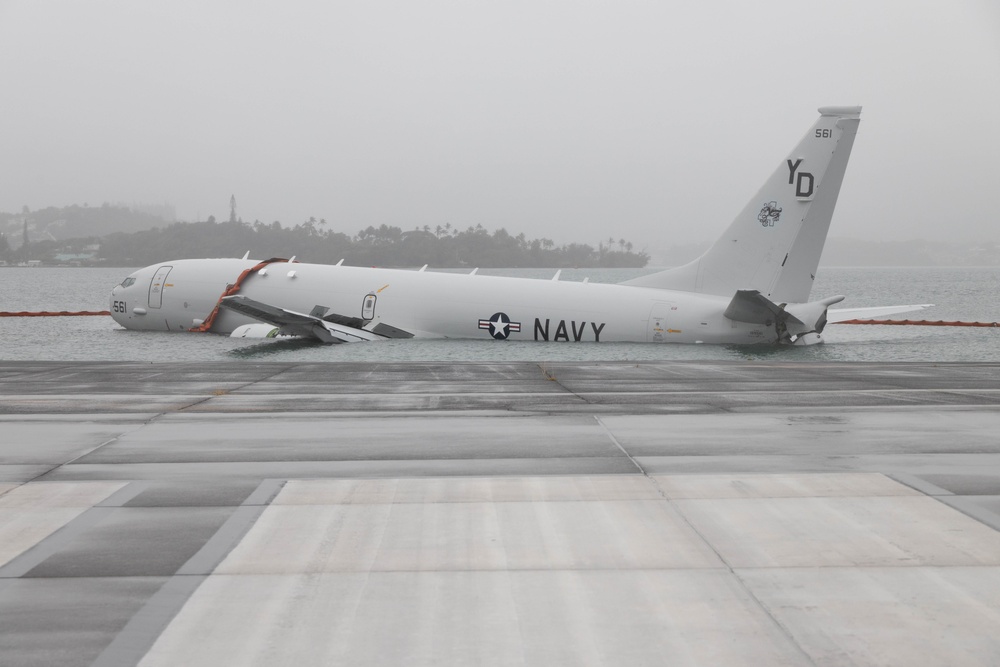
[1,360,999,666]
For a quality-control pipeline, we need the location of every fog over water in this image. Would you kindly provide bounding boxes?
[1,1,998,259]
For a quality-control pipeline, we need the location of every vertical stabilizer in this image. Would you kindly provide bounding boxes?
[625,107,861,303]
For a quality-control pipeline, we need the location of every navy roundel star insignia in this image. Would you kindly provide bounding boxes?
[478,312,521,340]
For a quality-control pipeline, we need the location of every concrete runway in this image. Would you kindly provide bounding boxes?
[2,360,1000,666]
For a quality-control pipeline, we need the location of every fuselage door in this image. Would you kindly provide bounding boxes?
[362,293,376,321]
[148,265,173,309]
[648,301,677,343]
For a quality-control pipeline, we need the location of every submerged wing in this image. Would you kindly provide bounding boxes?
[828,304,934,323]
[220,295,385,343]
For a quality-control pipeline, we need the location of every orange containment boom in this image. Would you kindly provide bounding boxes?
[836,319,999,327]
[190,257,292,333]
[0,311,111,317]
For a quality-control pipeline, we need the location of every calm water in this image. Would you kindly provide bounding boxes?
[1,266,997,362]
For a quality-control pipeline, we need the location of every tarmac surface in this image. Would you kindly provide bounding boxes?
[1,360,1000,666]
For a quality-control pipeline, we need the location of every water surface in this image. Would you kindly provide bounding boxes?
[1,266,997,362]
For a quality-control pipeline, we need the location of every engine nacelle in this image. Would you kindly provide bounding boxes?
[230,323,284,338]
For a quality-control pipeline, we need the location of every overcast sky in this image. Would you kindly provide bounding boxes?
[2,1,998,256]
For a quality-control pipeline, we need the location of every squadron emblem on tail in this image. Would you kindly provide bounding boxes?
[758,201,782,227]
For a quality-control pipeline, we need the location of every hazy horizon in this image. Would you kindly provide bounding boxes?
[2,1,998,252]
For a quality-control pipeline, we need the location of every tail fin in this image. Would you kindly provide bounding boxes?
[625,106,861,303]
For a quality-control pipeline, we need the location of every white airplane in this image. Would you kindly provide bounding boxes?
[109,106,929,346]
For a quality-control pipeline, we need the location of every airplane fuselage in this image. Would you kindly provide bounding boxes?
[110,258,776,344]
[110,107,878,346]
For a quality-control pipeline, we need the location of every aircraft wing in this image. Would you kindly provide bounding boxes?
[220,295,384,343]
[828,304,934,323]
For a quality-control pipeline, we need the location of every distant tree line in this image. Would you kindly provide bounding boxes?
[1,204,649,267]
[96,219,650,268]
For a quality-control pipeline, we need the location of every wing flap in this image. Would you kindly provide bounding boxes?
[220,295,387,343]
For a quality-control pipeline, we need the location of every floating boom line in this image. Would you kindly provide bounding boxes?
[0,311,111,317]
[835,319,999,327]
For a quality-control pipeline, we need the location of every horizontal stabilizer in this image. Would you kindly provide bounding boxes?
[828,304,934,323]
[221,295,385,343]
[724,290,803,326]
[726,290,846,343]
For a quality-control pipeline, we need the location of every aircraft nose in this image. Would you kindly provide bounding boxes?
[110,285,125,325]
[110,272,143,327]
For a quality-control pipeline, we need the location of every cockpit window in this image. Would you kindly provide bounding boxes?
[120,277,136,288]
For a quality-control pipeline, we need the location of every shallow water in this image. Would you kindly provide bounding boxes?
[1,266,997,362]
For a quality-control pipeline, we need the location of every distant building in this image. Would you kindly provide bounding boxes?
[54,253,97,266]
